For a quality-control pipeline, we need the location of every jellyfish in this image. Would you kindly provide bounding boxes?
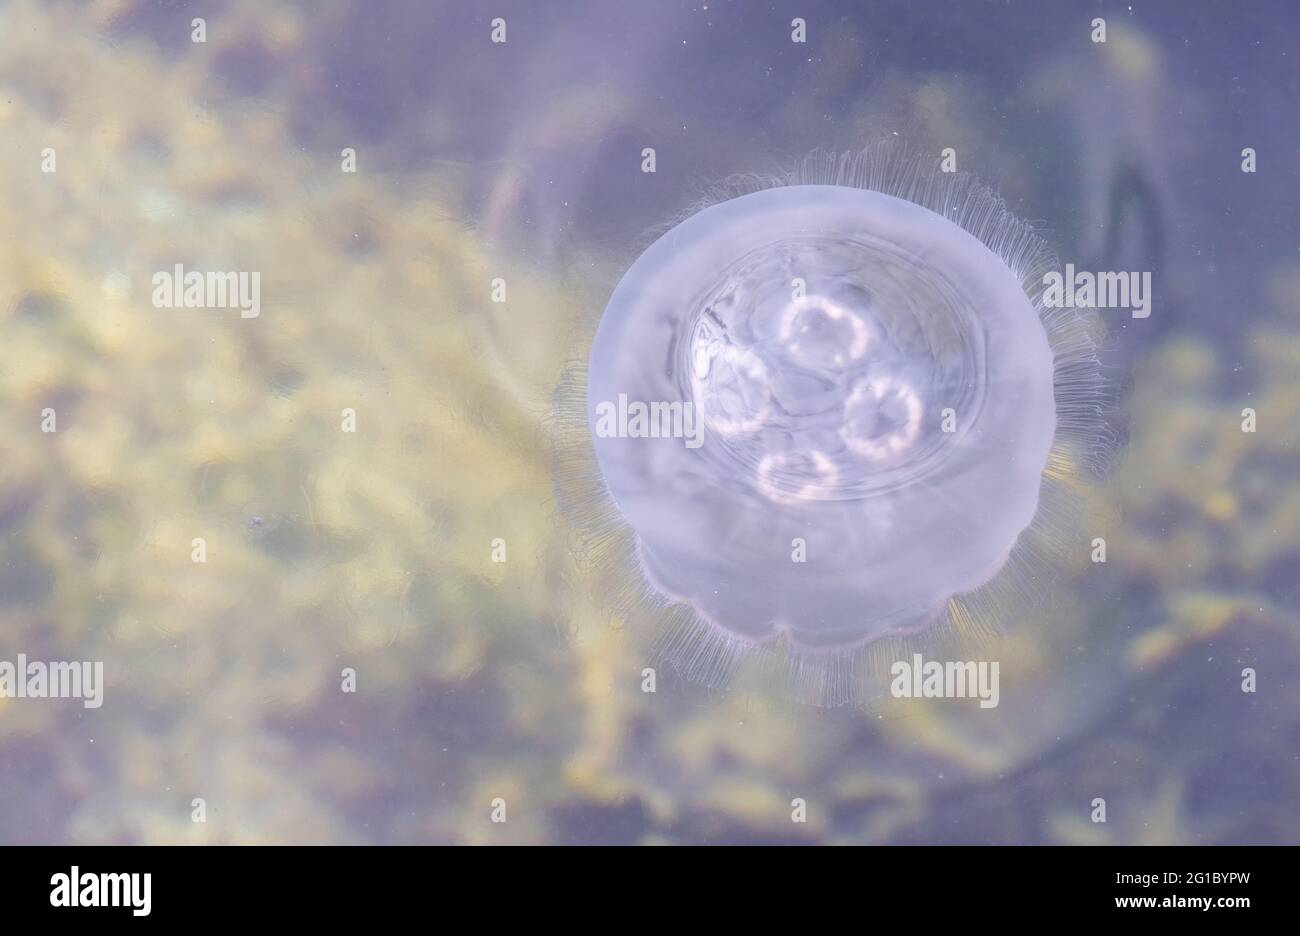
[554,146,1116,706]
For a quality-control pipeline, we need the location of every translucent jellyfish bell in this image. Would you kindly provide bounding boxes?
[556,147,1114,705]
